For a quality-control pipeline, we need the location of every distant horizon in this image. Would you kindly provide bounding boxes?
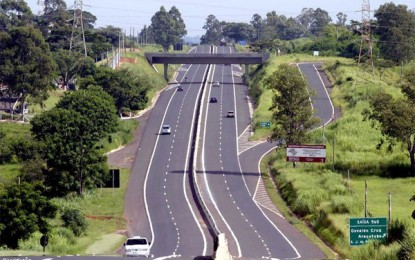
[26,0,415,37]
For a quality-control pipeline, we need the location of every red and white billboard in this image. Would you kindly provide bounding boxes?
[286,144,326,163]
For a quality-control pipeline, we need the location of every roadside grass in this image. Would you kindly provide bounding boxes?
[29,89,65,113]
[254,54,415,258]
[0,164,21,187]
[0,121,31,139]
[349,176,415,221]
[99,119,139,153]
[12,168,130,256]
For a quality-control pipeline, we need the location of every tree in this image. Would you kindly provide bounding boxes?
[79,67,149,115]
[336,12,348,26]
[36,0,71,51]
[264,64,320,146]
[168,6,187,43]
[150,6,186,51]
[0,182,57,249]
[222,22,254,43]
[201,14,222,44]
[363,90,415,176]
[296,8,331,36]
[31,87,118,196]
[55,86,118,144]
[309,8,332,36]
[0,26,56,103]
[250,14,263,42]
[374,3,415,63]
[0,0,33,30]
[52,49,96,88]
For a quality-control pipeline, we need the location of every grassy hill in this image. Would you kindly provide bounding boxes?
[249,53,415,258]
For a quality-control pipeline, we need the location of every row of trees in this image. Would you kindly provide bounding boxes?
[199,3,415,66]
[0,0,163,249]
[200,8,333,45]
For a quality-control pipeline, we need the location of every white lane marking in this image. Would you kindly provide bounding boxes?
[296,63,314,111]
[312,63,335,126]
[201,54,242,257]
[145,48,208,255]
[252,147,302,258]
[144,78,178,252]
[181,63,209,256]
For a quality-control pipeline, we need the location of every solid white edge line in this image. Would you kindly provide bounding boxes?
[312,63,335,126]
[144,78,178,252]
[201,45,242,257]
[296,63,314,111]
[145,47,199,252]
[252,147,302,259]
[182,63,209,256]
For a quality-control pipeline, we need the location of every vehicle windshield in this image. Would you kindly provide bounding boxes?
[126,238,147,245]
[163,126,170,129]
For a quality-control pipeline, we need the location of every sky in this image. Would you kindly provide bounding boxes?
[25,0,415,37]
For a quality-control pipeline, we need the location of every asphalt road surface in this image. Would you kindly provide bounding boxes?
[125,45,212,258]
[195,48,328,259]
[113,50,334,259]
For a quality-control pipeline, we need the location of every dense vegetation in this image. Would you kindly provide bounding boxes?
[2,0,415,258]
[0,0,169,253]
[248,52,415,258]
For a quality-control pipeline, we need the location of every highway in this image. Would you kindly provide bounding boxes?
[125,46,332,259]
[196,47,326,259]
[128,45,212,258]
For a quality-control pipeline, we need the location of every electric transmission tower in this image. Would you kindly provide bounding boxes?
[69,0,87,57]
[356,0,375,84]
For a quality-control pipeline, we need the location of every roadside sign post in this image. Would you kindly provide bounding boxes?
[349,217,388,246]
[286,144,326,163]
[260,121,271,128]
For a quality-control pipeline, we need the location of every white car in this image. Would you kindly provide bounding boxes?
[161,125,171,135]
[213,81,220,87]
[226,111,235,118]
[124,236,151,257]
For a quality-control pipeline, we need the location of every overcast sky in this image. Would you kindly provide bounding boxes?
[25,0,415,36]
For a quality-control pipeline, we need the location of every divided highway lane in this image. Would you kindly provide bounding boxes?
[199,46,300,259]
[128,45,212,258]
[297,63,334,125]
[234,62,336,259]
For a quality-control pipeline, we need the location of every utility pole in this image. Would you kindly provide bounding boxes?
[69,0,87,57]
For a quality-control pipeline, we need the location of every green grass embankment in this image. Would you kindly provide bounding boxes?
[250,54,415,258]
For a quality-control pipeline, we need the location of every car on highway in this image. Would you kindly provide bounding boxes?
[226,111,234,118]
[177,85,183,91]
[213,81,220,87]
[124,236,151,257]
[210,97,218,103]
[161,125,171,135]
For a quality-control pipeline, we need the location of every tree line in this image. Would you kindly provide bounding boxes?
[0,0,173,249]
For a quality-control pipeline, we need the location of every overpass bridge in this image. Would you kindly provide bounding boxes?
[145,52,270,80]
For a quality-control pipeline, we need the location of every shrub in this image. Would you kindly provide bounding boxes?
[388,219,407,243]
[61,208,88,236]
[329,195,357,214]
[292,188,328,217]
[398,225,415,259]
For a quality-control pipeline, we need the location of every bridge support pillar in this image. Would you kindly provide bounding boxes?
[164,63,168,81]
[245,64,249,75]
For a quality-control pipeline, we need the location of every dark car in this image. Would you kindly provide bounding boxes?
[177,85,183,91]
[210,97,218,103]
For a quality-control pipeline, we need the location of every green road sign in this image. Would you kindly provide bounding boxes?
[260,121,271,128]
[349,217,388,246]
